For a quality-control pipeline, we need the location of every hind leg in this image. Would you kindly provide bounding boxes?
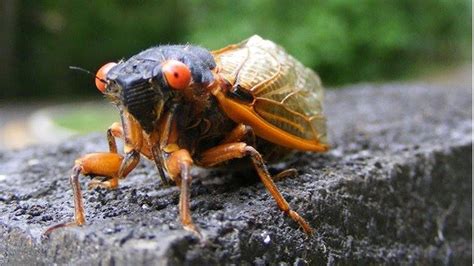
[199,142,314,235]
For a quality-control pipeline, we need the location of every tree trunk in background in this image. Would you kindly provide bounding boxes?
[0,0,18,97]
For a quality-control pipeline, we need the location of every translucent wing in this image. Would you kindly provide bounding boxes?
[212,35,327,145]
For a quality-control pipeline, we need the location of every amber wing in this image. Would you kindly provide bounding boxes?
[212,35,327,145]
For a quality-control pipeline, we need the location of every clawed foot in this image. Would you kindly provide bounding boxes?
[272,168,298,182]
[184,224,203,239]
[43,221,81,236]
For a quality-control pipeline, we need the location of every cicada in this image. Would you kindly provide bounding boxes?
[46,35,328,236]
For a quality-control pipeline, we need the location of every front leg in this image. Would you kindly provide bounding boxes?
[44,111,144,235]
[150,104,180,186]
[89,112,143,189]
[44,152,123,234]
[107,121,122,153]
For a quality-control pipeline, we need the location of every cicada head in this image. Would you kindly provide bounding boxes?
[96,45,216,133]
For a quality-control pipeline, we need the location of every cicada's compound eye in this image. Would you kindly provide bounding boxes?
[162,60,191,90]
[95,62,117,93]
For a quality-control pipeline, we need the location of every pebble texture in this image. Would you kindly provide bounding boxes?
[0,83,471,265]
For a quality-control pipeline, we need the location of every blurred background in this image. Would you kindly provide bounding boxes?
[0,0,471,150]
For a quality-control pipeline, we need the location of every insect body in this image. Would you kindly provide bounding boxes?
[47,35,328,236]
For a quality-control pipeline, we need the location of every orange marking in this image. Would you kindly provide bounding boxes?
[255,107,306,134]
[212,89,328,152]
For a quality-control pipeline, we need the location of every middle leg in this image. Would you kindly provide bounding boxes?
[165,148,201,237]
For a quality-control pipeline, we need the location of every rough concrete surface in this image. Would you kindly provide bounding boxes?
[0,83,471,265]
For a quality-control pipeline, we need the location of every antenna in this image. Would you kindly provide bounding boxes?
[69,66,107,84]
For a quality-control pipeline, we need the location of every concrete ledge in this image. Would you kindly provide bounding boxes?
[0,83,471,264]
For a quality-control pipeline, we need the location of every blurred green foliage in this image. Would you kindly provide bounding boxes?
[2,0,470,99]
[54,104,118,134]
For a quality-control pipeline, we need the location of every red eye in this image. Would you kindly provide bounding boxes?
[95,62,116,93]
[162,60,191,90]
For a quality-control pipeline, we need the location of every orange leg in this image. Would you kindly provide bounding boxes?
[107,122,122,153]
[44,112,144,235]
[221,123,256,145]
[44,152,124,235]
[87,121,123,189]
[199,142,314,235]
[165,149,201,237]
[149,105,182,186]
[88,118,142,189]
[88,113,144,189]
[108,121,155,159]
[221,124,296,182]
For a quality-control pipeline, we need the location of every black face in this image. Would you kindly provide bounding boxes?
[105,45,216,133]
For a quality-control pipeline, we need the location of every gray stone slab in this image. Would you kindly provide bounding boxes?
[0,83,471,265]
